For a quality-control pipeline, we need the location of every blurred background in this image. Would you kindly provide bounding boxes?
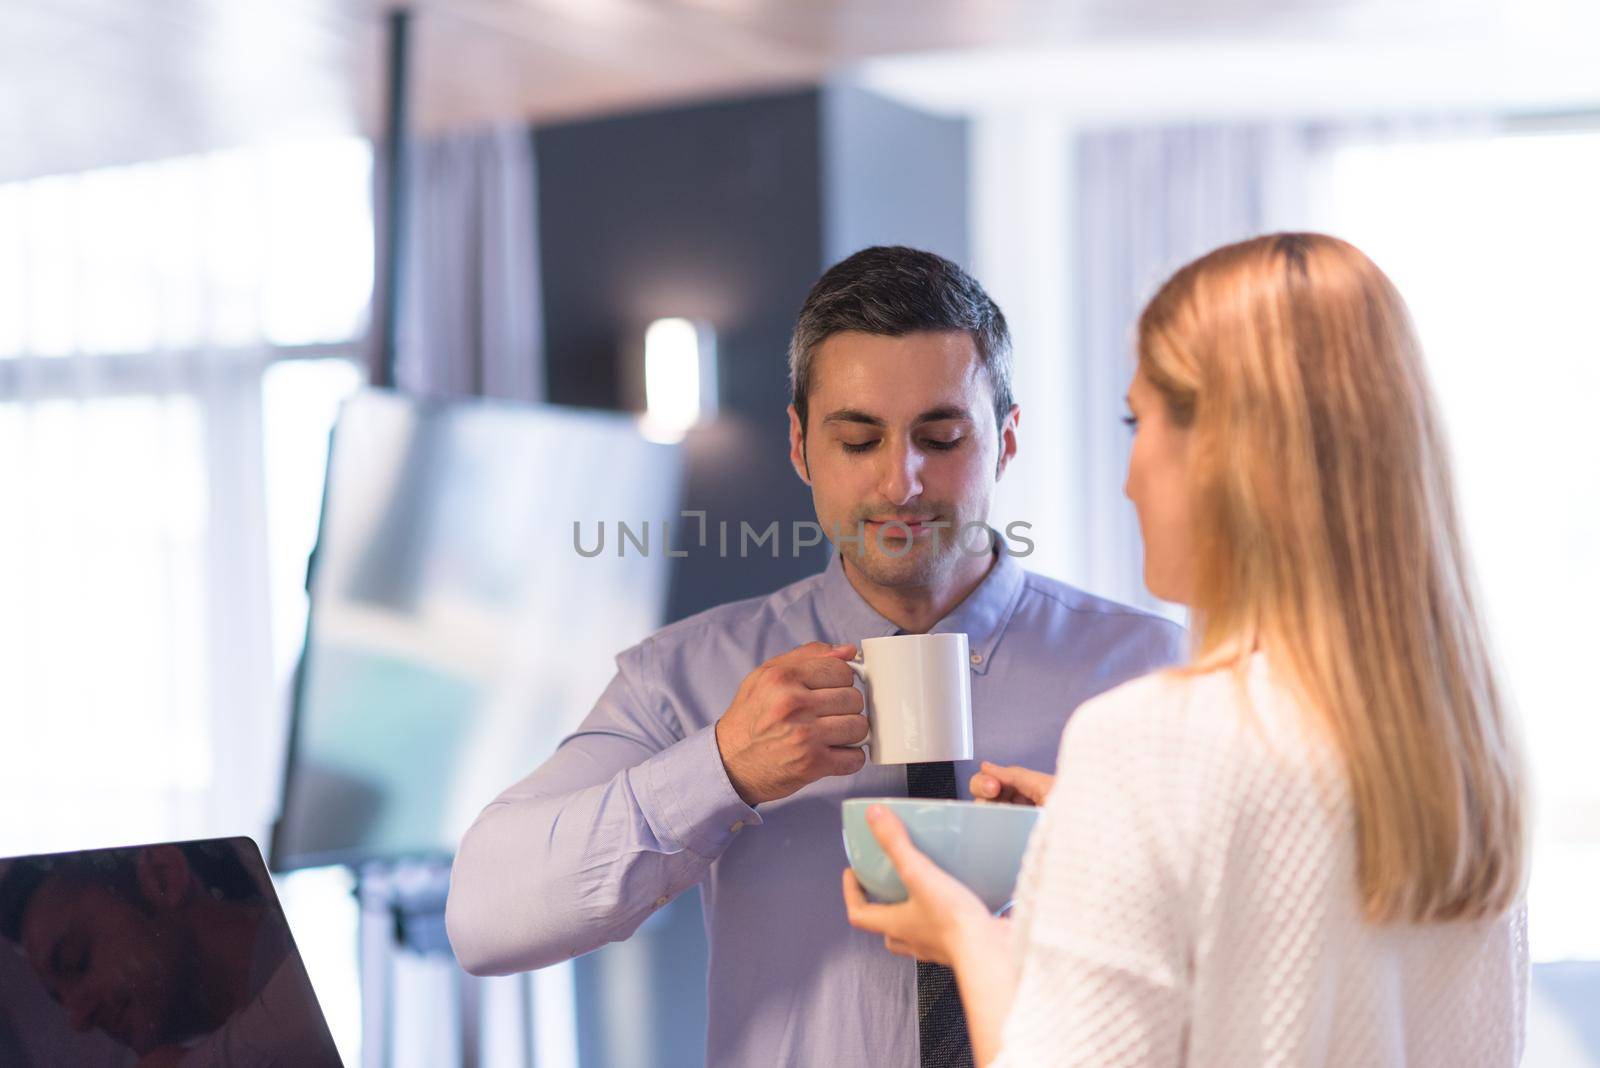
[1,1,1596,1065]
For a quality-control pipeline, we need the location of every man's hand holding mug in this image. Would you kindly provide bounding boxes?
[715,633,981,806]
[715,642,869,806]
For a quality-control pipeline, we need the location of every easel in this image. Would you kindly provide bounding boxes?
[354,858,535,1068]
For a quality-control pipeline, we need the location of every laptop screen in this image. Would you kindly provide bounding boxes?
[0,836,341,1066]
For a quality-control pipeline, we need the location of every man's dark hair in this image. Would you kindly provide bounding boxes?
[0,840,263,942]
[788,246,1014,443]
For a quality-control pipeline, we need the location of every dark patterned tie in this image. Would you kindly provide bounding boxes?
[905,759,973,1068]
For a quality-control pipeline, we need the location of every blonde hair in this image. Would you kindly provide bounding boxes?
[1138,233,1526,923]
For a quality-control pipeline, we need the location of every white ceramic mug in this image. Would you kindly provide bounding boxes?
[846,633,974,765]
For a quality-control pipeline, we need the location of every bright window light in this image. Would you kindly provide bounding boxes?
[641,316,714,443]
[0,136,371,359]
[1313,128,1600,962]
[0,135,372,860]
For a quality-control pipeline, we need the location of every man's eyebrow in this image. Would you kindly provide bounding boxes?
[820,406,973,427]
[915,406,972,424]
[821,408,886,427]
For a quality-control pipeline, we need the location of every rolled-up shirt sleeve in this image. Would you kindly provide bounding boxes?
[446,639,760,975]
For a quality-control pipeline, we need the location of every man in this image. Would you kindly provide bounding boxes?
[0,841,339,1066]
[446,246,1184,1066]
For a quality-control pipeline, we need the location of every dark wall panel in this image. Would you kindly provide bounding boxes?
[537,90,825,417]
[536,91,830,623]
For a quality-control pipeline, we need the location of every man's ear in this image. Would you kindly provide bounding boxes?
[994,404,1020,481]
[134,846,193,912]
[787,404,812,485]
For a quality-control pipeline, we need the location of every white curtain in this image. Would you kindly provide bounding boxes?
[978,119,1318,612]
[1071,123,1319,614]
[393,125,544,403]
[0,138,372,856]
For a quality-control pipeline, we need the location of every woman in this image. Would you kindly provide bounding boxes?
[843,233,1528,1066]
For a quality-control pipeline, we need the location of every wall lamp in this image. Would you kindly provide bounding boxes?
[640,317,717,443]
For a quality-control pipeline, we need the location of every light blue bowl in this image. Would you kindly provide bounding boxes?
[842,797,1041,915]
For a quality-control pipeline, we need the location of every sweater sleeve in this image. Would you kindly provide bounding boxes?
[989,679,1197,1068]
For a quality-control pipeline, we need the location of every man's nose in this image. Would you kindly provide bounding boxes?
[877,439,924,505]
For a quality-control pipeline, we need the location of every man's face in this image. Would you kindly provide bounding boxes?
[20,874,194,1053]
[789,329,1018,589]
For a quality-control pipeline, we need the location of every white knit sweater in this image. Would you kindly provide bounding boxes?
[990,653,1528,1067]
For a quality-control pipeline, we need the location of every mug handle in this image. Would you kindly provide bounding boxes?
[845,656,871,759]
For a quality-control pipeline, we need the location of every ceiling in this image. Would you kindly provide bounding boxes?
[1,0,1596,182]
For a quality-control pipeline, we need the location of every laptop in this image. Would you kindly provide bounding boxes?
[0,836,342,1066]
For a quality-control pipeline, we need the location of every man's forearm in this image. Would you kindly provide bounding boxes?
[446,780,704,973]
[446,724,758,974]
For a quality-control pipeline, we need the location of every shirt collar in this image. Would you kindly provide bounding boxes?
[815,541,1026,676]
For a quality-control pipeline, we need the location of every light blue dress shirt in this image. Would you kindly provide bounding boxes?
[447,548,1185,1067]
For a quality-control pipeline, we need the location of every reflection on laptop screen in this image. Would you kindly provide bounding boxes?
[0,837,341,1067]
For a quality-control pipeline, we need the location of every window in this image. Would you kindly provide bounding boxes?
[1312,127,1600,961]
[0,137,372,857]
